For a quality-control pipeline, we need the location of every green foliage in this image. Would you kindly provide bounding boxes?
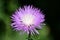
[31,26,50,40]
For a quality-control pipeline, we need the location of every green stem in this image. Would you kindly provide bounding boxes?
[28,30,33,40]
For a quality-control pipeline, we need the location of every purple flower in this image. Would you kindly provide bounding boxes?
[11,5,45,34]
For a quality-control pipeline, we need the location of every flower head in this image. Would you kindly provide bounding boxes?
[11,5,45,34]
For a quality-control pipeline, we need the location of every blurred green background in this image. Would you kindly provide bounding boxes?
[0,0,60,40]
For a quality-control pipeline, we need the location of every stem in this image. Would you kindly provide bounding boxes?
[28,30,33,40]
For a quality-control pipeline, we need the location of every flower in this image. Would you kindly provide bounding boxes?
[11,5,45,34]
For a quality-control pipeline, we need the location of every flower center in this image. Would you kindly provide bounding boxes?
[22,14,34,26]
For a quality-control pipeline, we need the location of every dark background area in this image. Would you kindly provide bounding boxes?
[0,0,60,40]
